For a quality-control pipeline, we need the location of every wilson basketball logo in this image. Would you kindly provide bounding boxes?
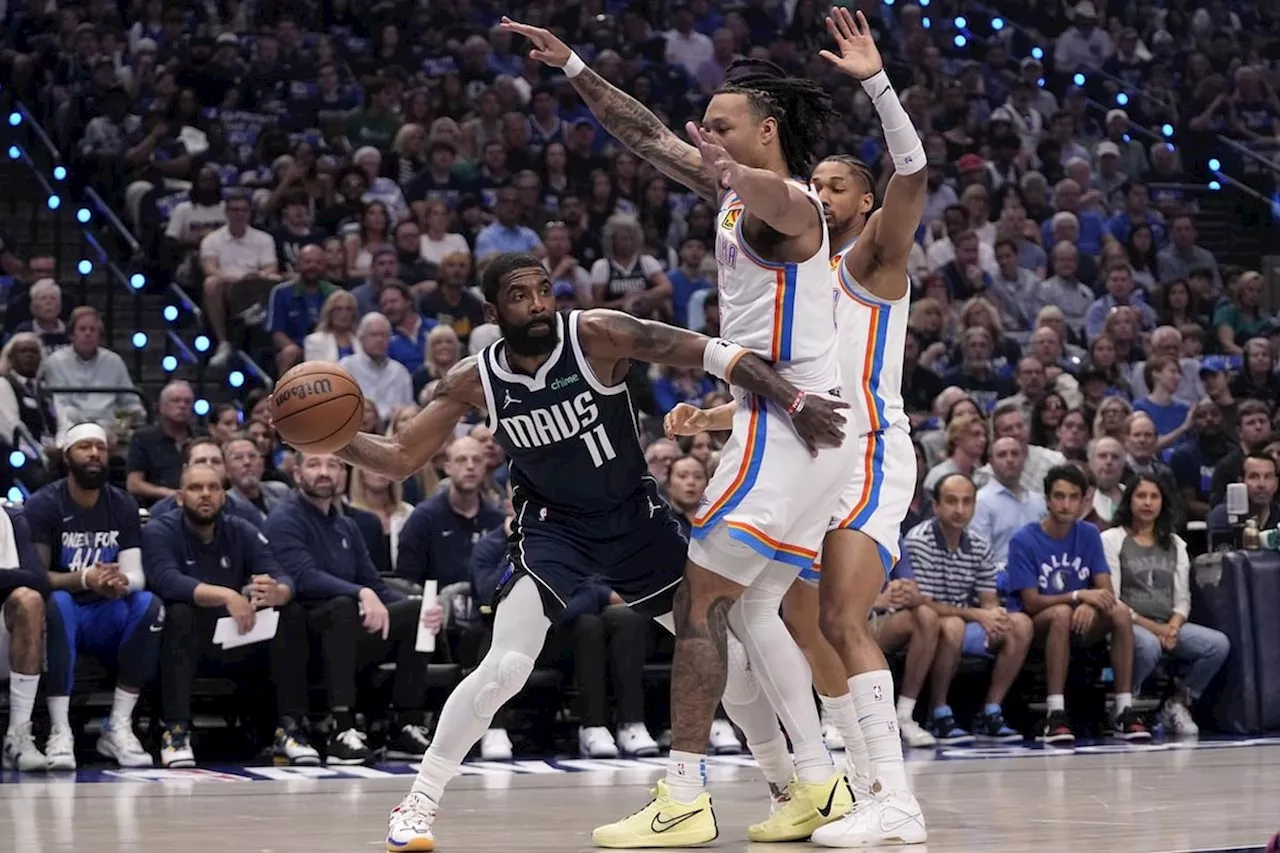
[273,378,334,406]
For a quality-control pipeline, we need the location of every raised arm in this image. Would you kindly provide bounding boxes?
[578,308,846,452]
[823,8,924,300]
[500,18,719,202]
[334,356,484,479]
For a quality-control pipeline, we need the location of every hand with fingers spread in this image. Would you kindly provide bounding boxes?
[686,122,744,192]
[820,7,885,81]
[499,17,572,68]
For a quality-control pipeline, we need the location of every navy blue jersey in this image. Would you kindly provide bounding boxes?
[23,480,143,593]
[477,311,647,515]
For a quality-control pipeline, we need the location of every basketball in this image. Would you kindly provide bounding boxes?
[269,362,364,454]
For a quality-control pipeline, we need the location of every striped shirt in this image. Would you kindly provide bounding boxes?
[903,518,997,608]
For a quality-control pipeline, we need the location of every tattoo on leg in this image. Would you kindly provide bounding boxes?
[670,595,735,752]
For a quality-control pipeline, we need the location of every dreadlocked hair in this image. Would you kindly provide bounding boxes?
[719,59,836,178]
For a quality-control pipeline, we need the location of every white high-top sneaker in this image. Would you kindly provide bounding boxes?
[615,723,660,757]
[480,727,513,760]
[578,726,619,758]
[810,779,927,847]
[2,721,48,772]
[44,724,77,771]
[97,718,154,767]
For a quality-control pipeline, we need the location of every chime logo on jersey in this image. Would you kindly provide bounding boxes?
[60,529,122,572]
[500,390,601,449]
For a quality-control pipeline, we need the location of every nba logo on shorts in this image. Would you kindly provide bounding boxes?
[873,685,884,702]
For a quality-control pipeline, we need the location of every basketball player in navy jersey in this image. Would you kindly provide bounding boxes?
[327,252,846,851]
[23,423,164,770]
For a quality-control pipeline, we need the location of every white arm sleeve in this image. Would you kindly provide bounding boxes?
[1172,535,1191,618]
[119,547,145,593]
[1101,527,1124,601]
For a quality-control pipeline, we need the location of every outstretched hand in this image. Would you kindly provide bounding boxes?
[686,122,743,191]
[819,7,884,80]
[499,17,572,68]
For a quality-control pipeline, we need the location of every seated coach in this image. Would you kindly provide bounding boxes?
[143,464,317,768]
[24,422,161,770]
[149,436,266,528]
[263,452,442,764]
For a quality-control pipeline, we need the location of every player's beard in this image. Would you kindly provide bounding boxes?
[300,478,337,499]
[67,458,108,491]
[181,502,222,527]
[501,315,559,357]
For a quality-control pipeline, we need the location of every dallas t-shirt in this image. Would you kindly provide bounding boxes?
[1006,520,1109,605]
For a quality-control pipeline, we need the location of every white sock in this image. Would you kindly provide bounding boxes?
[850,670,909,793]
[895,695,917,724]
[112,687,140,727]
[749,735,796,794]
[47,695,71,731]
[666,749,707,803]
[1046,694,1065,713]
[7,673,39,734]
[1113,692,1133,716]
[820,693,870,793]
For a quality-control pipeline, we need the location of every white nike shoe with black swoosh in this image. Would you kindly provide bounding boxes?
[810,780,926,847]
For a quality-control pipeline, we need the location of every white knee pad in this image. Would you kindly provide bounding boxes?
[722,631,761,705]
[472,651,535,718]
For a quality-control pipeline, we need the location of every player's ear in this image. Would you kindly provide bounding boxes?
[859,192,875,215]
[758,115,778,148]
[482,300,498,325]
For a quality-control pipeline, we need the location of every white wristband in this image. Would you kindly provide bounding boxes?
[563,52,586,79]
[860,69,925,175]
[703,338,747,381]
[81,570,91,591]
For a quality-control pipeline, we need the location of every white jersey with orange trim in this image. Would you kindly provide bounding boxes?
[713,182,841,394]
[831,238,910,436]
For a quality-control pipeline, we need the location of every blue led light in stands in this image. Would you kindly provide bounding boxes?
[7,113,20,127]
[1209,158,1221,171]
[162,355,178,372]
[1116,93,1129,106]
[7,487,24,503]
[78,260,92,275]
[76,208,91,223]
[884,0,894,5]
[922,16,930,28]
[954,34,966,47]
[47,196,60,210]
[1038,78,1046,88]
[163,305,179,322]
[194,399,210,417]
[132,332,148,349]
[1073,73,1086,86]
[954,16,967,28]
[52,166,66,181]
[194,335,211,353]
[919,0,929,6]
[229,370,245,388]
[1208,181,1222,191]
[1162,124,1174,137]
[130,273,145,289]
[8,451,24,468]
[992,17,1004,30]
[6,146,18,160]
[1031,47,1044,60]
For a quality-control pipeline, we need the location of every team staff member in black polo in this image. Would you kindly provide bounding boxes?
[125,381,197,506]
[263,452,443,764]
[149,436,266,528]
[143,464,318,769]
[397,436,506,587]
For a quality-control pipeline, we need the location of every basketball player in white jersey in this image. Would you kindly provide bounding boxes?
[501,16,860,847]
[666,9,929,846]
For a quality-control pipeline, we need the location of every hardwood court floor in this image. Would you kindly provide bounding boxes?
[2,742,1277,852]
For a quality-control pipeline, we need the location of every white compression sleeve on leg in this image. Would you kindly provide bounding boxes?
[728,572,833,784]
[722,631,795,791]
[860,70,925,175]
[410,576,550,804]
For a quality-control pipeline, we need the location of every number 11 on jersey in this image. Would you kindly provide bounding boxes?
[581,423,617,468]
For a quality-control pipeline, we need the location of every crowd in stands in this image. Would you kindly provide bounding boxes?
[3,0,1280,767]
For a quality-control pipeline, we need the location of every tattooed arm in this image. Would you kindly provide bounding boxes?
[578,309,847,452]
[500,18,720,202]
[335,356,485,479]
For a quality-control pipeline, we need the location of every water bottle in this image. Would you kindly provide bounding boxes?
[1243,518,1261,550]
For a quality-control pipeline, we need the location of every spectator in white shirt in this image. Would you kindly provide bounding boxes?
[340,312,414,426]
[165,165,227,279]
[201,191,280,367]
[1053,1,1113,72]
[664,2,714,77]
[925,205,998,277]
[42,306,145,433]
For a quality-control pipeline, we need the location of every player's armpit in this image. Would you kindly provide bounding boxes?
[336,356,484,479]
[570,67,720,202]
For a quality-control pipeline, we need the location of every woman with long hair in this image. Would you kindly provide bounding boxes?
[1103,475,1230,736]
[1029,391,1068,448]
[207,402,241,445]
[386,405,440,506]
[1093,396,1134,442]
[418,201,471,267]
[1229,337,1280,409]
[387,123,430,188]
[1157,278,1208,330]
[349,466,414,571]
[952,297,1020,375]
[304,290,362,362]
[1123,224,1160,293]
[1085,333,1132,400]
[590,213,672,317]
[1056,408,1090,461]
[1214,269,1267,355]
[344,200,392,280]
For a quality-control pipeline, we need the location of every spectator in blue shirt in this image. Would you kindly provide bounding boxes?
[1083,264,1158,341]
[1042,178,1105,257]
[474,187,545,264]
[379,280,436,372]
[149,436,268,528]
[1106,180,1167,247]
[667,236,713,328]
[264,244,337,375]
[398,436,506,589]
[0,505,53,773]
[143,464,315,769]
[1007,464,1148,744]
[263,452,443,764]
[971,437,1048,564]
[1132,356,1193,452]
[1170,400,1235,522]
[25,424,161,771]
